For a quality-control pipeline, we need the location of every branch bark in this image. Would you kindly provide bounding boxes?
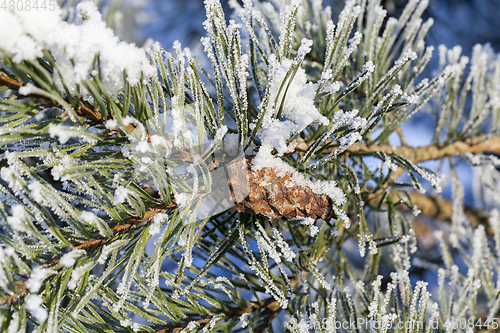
[1,71,102,122]
[296,136,500,163]
[365,190,492,234]
[0,71,160,145]
[347,137,500,162]
[404,191,491,234]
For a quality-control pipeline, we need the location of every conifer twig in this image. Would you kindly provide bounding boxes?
[55,202,176,260]
[365,190,491,234]
[152,298,281,333]
[151,274,305,333]
[0,202,176,306]
[0,282,27,306]
[4,0,500,330]
[0,71,101,122]
[296,136,500,164]
[402,192,491,233]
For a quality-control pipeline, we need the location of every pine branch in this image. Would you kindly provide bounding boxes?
[2,0,500,330]
[350,136,500,163]
[296,135,500,163]
[0,202,176,307]
[152,298,280,333]
[150,273,305,333]
[0,71,22,91]
[404,192,491,233]
[0,71,102,123]
[365,190,491,233]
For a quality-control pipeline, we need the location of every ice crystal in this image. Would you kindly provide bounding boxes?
[27,267,57,293]
[25,294,47,323]
[59,249,86,268]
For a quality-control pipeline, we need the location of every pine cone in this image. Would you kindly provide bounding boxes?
[226,155,335,221]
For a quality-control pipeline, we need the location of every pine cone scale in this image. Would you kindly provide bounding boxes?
[226,155,335,221]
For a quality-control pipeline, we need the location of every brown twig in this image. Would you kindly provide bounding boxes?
[364,190,492,234]
[296,135,500,163]
[1,71,102,123]
[404,192,491,233]
[348,136,500,162]
[0,71,22,90]
[0,71,166,148]
[0,282,27,306]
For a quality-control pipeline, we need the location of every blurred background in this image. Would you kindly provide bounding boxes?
[116,0,500,55]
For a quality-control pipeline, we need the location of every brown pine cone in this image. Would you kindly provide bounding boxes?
[226,155,335,221]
